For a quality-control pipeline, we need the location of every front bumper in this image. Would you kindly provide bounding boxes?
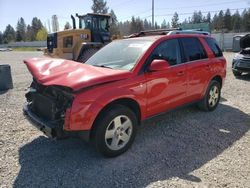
[232,59,250,73]
[23,104,62,138]
[23,104,90,141]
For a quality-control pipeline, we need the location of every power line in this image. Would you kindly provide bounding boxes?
[156,0,246,10]
[154,7,249,17]
[111,0,136,8]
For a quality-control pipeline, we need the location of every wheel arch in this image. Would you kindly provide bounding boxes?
[90,98,141,140]
[211,75,222,87]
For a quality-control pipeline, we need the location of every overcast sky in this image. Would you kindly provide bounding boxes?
[0,0,249,32]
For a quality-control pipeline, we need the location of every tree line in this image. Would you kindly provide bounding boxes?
[0,17,47,44]
[1,0,250,44]
[113,8,250,36]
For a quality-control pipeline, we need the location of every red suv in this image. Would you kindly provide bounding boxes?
[23,31,226,157]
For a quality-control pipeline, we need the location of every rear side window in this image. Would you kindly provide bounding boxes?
[205,38,223,57]
[152,39,181,66]
[180,37,207,61]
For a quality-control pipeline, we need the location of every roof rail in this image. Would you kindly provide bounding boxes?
[168,29,210,36]
[125,28,210,38]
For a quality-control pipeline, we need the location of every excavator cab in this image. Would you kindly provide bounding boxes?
[45,13,111,62]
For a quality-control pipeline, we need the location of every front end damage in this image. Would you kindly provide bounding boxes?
[23,80,75,139]
[232,34,250,75]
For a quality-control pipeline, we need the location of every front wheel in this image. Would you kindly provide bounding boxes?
[198,80,221,111]
[93,105,137,157]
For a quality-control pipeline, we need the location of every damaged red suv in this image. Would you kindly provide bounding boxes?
[23,31,226,157]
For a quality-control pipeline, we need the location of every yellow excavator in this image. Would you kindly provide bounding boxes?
[45,13,111,62]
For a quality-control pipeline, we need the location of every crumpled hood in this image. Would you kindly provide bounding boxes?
[240,34,250,49]
[24,58,131,91]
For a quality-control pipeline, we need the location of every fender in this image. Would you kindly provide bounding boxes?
[68,80,147,131]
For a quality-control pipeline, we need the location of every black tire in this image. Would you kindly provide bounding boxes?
[198,80,221,111]
[77,48,99,63]
[232,70,242,77]
[93,105,137,157]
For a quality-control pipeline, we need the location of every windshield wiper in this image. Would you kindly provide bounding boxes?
[93,65,113,69]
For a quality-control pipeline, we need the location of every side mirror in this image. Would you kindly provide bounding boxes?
[148,59,170,72]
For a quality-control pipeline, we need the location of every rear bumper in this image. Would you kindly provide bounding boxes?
[23,104,90,141]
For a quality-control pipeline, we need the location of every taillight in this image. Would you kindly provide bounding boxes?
[64,108,71,131]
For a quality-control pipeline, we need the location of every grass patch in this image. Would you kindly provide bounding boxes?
[12,47,42,51]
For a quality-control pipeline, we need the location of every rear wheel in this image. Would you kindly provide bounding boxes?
[77,48,99,63]
[93,105,137,157]
[198,80,221,111]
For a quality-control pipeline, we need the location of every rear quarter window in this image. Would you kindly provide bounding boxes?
[204,38,223,57]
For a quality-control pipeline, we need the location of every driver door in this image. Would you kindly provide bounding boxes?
[145,39,188,117]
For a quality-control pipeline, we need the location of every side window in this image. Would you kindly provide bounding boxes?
[63,36,73,48]
[205,38,223,57]
[152,39,181,66]
[181,37,207,61]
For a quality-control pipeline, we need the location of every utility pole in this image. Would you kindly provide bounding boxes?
[152,0,154,28]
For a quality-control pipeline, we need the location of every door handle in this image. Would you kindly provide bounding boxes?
[177,71,185,76]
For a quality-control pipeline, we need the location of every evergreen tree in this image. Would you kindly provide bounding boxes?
[31,17,43,41]
[224,9,232,31]
[143,19,150,30]
[3,25,16,43]
[217,10,224,30]
[161,19,167,29]
[241,9,250,32]
[129,16,143,34]
[192,11,203,23]
[109,9,120,36]
[206,12,211,23]
[171,12,179,28]
[16,17,26,41]
[232,10,241,32]
[0,32,3,44]
[26,25,33,41]
[92,0,109,14]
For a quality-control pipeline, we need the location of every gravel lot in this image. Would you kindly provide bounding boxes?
[0,51,249,188]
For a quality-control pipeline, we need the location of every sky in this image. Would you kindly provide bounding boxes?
[0,0,250,32]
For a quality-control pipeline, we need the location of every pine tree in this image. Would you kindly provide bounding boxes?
[0,32,3,44]
[206,12,211,23]
[31,17,43,41]
[171,12,179,28]
[232,10,241,32]
[161,19,167,29]
[109,9,119,36]
[224,9,232,31]
[16,17,26,41]
[217,10,224,30]
[92,0,109,14]
[3,24,16,43]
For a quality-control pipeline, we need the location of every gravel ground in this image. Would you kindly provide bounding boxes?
[0,51,249,188]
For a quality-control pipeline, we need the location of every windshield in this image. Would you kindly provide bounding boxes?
[85,40,153,70]
[79,16,109,31]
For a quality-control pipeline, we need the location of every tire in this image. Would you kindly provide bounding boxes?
[77,48,99,63]
[232,70,242,77]
[93,105,137,157]
[198,80,221,111]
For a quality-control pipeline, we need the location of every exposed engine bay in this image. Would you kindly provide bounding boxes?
[24,79,74,137]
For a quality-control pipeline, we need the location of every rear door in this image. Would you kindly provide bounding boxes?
[145,39,188,117]
[180,37,211,102]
